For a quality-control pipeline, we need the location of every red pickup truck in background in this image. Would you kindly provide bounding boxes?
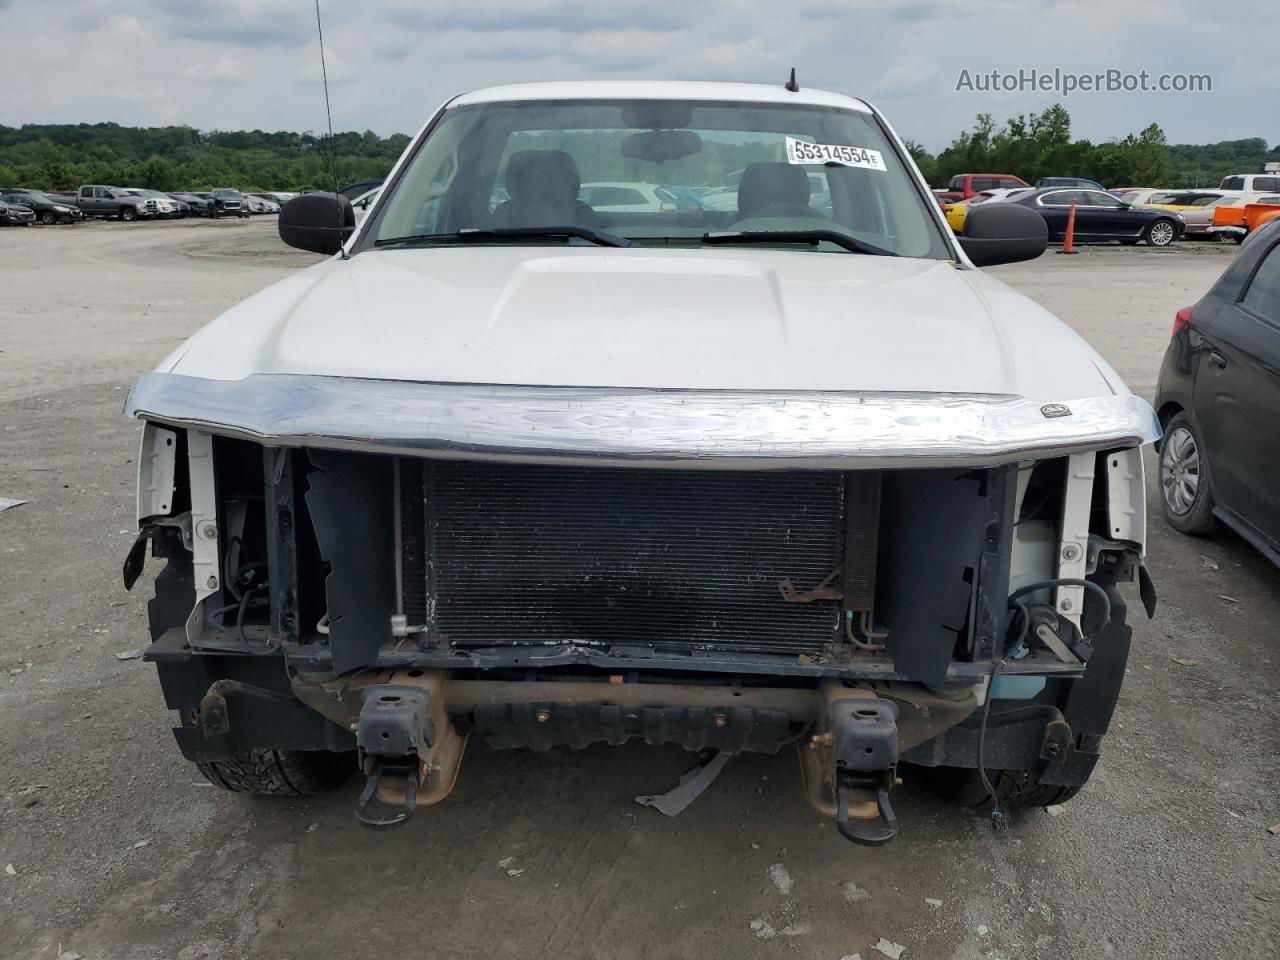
[940,173,1030,201]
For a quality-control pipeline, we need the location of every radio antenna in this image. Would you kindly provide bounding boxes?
[314,0,348,258]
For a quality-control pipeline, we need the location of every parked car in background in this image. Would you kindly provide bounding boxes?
[1172,195,1248,236]
[0,189,82,224]
[1114,189,1176,209]
[339,179,384,200]
[350,187,380,224]
[1219,174,1280,193]
[75,185,156,221]
[933,188,963,205]
[0,198,36,226]
[1155,217,1280,565]
[943,187,1034,233]
[170,192,213,217]
[946,173,1029,200]
[1036,177,1107,191]
[579,181,682,213]
[1144,191,1225,214]
[121,189,182,218]
[1012,187,1183,245]
[1207,197,1280,242]
[661,185,707,212]
[243,194,270,215]
[248,193,284,211]
[209,188,249,218]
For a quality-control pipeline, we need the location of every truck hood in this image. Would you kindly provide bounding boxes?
[163,247,1127,400]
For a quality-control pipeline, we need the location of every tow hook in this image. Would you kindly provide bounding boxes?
[828,697,900,846]
[354,685,436,830]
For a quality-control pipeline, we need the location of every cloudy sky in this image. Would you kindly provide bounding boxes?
[0,0,1272,149]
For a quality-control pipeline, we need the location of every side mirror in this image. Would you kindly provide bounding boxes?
[959,202,1048,267]
[279,192,355,255]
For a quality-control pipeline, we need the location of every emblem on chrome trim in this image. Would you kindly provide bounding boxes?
[1040,403,1072,419]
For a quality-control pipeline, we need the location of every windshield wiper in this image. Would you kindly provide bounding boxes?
[701,230,895,257]
[375,225,631,249]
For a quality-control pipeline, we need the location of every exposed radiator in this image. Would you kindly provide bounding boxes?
[399,461,874,655]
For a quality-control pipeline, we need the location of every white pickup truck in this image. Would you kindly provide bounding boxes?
[123,81,1157,842]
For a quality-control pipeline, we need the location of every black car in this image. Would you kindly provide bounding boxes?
[0,199,36,225]
[338,178,383,200]
[209,188,250,218]
[1154,217,1280,565]
[0,190,81,224]
[1012,187,1183,246]
[1035,177,1107,191]
[170,192,213,217]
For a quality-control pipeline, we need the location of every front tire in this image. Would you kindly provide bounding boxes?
[120,206,137,222]
[1159,412,1217,534]
[40,211,55,225]
[197,748,355,796]
[1144,219,1176,246]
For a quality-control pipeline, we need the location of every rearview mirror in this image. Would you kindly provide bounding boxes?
[279,192,355,255]
[621,129,704,163]
[958,202,1048,267]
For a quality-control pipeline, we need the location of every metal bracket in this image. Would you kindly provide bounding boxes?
[828,697,899,846]
[354,684,435,829]
[136,423,178,521]
[1056,451,1095,631]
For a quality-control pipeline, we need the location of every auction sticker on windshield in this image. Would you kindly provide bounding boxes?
[785,137,886,171]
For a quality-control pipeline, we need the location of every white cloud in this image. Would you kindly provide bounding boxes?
[874,56,943,100]
[0,0,1271,149]
[182,54,245,83]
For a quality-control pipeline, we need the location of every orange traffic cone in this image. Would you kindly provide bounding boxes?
[1058,201,1078,255]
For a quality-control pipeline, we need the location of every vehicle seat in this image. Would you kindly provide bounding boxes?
[492,150,598,228]
[734,162,826,221]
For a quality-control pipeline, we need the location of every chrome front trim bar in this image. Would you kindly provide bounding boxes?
[125,373,1160,469]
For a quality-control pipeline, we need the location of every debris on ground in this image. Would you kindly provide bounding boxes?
[131,839,152,849]
[839,955,864,960]
[0,497,28,512]
[748,919,808,939]
[1219,595,1240,604]
[4,863,16,876]
[977,925,990,936]
[635,751,731,817]
[497,856,525,878]
[1268,824,1280,835]
[114,649,143,660]
[1169,655,1199,666]
[306,822,320,833]
[873,937,906,958]
[843,881,871,902]
[1200,556,1219,571]
[1045,805,1066,817]
[56,952,83,960]
[924,897,943,908]
[768,862,794,895]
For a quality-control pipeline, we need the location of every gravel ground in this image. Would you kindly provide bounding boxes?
[0,219,1276,960]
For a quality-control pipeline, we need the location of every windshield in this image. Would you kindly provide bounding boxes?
[367,99,948,259]
[213,189,240,198]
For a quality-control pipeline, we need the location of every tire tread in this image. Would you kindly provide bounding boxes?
[196,749,352,797]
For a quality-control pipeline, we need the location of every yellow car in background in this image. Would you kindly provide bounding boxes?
[1142,191,1225,213]
[943,187,1034,233]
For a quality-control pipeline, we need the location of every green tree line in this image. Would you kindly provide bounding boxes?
[2,110,1276,194]
[907,104,1280,190]
[0,122,410,192]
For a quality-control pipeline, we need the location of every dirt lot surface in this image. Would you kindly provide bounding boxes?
[1,220,1277,960]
